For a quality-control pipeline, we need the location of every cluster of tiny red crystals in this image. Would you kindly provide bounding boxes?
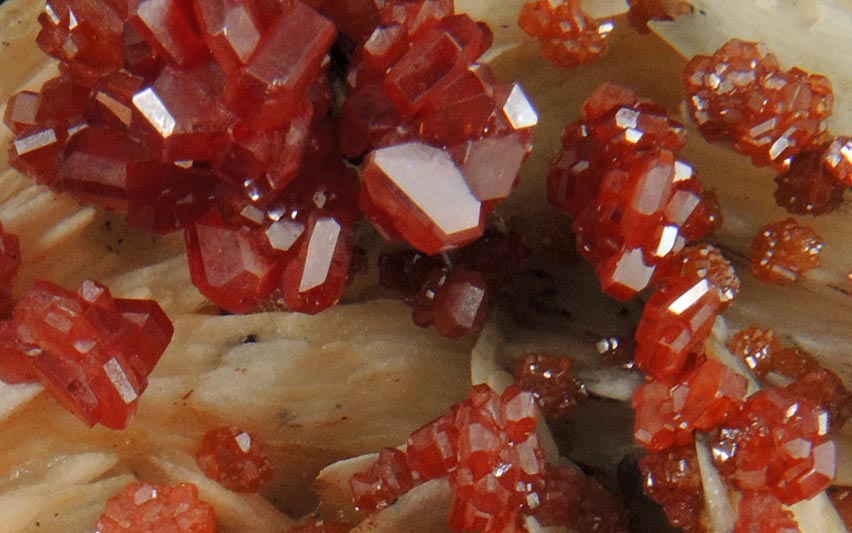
[684,39,834,170]
[734,491,800,533]
[711,388,835,505]
[5,0,537,317]
[349,383,624,531]
[0,278,172,429]
[728,327,852,429]
[195,426,273,493]
[378,229,527,338]
[513,353,587,418]
[632,359,748,450]
[532,465,627,531]
[774,145,846,216]
[96,482,216,533]
[749,218,824,284]
[518,0,613,68]
[547,83,718,303]
[639,445,705,533]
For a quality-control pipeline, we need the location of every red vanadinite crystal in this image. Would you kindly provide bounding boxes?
[513,353,587,418]
[774,146,846,216]
[518,0,613,68]
[356,384,548,531]
[96,482,216,533]
[639,445,705,533]
[727,326,781,379]
[662,244,739,308]
[2,279,173,429]
[350,447,414,513]
[684,39,833,169]
[787,368,852,430]
[533,465,627,532]
[749,218,824,284]
[823,136,852,186]
[712,388,835,504]
[7,0,537,316]
[196,426,273,492]
[734,491,800,533]
[547,83,711,302]
[0,223,21,319]
[632,359,747,451]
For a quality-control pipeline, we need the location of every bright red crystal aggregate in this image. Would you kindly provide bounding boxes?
[633,359,748,450]
[711,388,835,504]
[352,384,553,531]
[518,0,613,68]
[8,279,173,429]
[749,218,824,285]
[547,83,712,302]
[666,244,740,308]
[196,426,273,492]
[727,326,781,379]
[684,39,833,169]
[96,482,216,533]
[513,353,587,418]
[639,445,705,533]
[823,136,852,186]
[350,447,414,513]
[734,491,800,533]
[8,0,536,316]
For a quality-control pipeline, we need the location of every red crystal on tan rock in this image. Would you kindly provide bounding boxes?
[749,218,823,284]
[632,360,747,451]
[431,270,490,338]
[639,445,705,533]
[185,211,280,314]
[774,146,845,216]
[196,426,273,492]
[734,491,800,533]
[548,84,711,301]
[684,39,833,169]
[13,279,173,429]
[350,447,414,513]
[823,136,852,186]
[96,482,216,532]
[727,326,781,380]
[634,278,721,384]
[712,388,835,504]
[513,353,586,418]
[787,368,852,430]
[662,244,739,308]
[518,0,613,69]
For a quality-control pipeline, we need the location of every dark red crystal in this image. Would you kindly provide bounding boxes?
[639,445,705,533]
[196,426,273,492]
[513,353,586,418]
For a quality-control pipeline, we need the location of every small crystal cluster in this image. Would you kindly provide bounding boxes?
[378,229,527,338]
[774,145,846,215]
[684,39,834,170]
[349,383,625,531]
[513,352,587,418]
[518,0,613,68]
[196,426,273,493]
[547,83,719,302]
[729,327,852,429]
[6,0,536,316]
[96,482,216,532]
[639,445,705,533]
[0,278,172,429]
[532,464,627,531]
[749,218,824,284]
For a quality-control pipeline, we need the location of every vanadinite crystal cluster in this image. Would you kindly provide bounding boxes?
[5,0,537,320]
[0,277,173,429]
[349,383,626,532]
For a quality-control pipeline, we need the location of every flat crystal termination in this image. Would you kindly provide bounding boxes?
[96,482,216,533]
[2,278,173,429]
[349,383,628,531]
[7,0,538,324]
